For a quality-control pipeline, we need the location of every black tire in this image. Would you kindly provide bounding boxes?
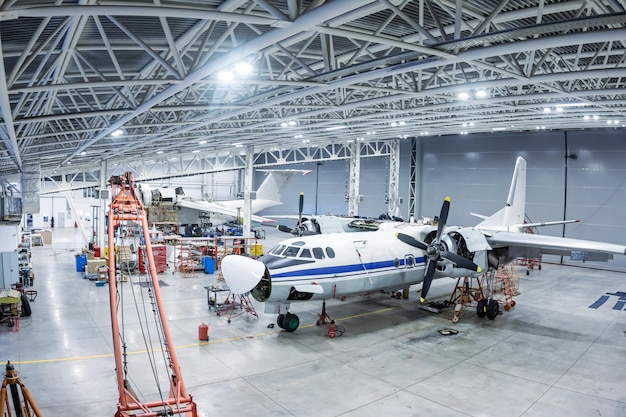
[486,299,499,320]
[283,313,300,332]
[476,299,487,318]
[20,294,32,317]
[277,313,285,329]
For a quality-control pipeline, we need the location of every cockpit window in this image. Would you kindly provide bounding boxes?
[299,248,312,258]
[270,244,286,255]
[325,247,336,258]
[292,241,305,246]
[283,246,301,257]
[312,247,325,259]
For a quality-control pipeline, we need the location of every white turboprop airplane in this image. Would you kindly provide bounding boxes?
[221,157,626,332]
[138,169,310,227]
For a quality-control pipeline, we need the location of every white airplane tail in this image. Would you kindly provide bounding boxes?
[476,156,527,232]
[255,169,311,202]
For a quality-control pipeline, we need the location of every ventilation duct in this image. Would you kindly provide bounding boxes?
[21,163,41,213]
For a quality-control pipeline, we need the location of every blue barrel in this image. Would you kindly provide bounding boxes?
[75,254,87,272]
[202,256,215,274]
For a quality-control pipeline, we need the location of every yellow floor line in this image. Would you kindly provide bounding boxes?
[3,306,397,366]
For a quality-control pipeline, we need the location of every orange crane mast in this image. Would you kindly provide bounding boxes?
[107,172,197,417]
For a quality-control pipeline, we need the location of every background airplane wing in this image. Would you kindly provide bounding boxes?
[177,199,275,223]
[486,231,626,261]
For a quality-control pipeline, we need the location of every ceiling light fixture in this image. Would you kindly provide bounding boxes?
[111,129,124,137]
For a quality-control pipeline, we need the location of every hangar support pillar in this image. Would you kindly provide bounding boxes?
[347,142,361,217]
[242,145,254,238]
[386,139,400,218]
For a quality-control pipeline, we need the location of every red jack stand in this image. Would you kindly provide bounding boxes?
[316,300,332,325]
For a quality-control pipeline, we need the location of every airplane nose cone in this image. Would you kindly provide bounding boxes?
[221,255,266,294]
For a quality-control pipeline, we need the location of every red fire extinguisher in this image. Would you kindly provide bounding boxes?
[328,320,336,338]
[198,323,209,341]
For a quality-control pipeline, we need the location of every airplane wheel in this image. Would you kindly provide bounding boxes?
[511,301,516,307]
[20,294,32,317]
[504,304,510,311]
[476,299,487,318]
[283,313,300,332]
[486,299,499,320]
[452,315,459,323]
[277,313,285,329]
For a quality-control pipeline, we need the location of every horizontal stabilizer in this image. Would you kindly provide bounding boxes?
[521,219,580,228]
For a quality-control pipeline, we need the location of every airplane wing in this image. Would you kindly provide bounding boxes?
[485,231,626,261]
[177,199,275,223]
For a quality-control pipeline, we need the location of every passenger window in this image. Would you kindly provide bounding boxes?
[325,247,335,258]
[405,255,415,267]
[312,247,325,259]
[283,246,300,257]
[270,244,286,255]
[300,248,312,258]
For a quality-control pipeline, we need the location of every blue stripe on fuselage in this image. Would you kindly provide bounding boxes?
[271,257,426,278]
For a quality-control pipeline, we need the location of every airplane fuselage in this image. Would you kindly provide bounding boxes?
[248,223,483,310]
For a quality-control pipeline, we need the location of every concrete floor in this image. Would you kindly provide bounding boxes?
[2,225,626,417]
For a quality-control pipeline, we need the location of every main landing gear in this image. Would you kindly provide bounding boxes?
[476,297,501,320]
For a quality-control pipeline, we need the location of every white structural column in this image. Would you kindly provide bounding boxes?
[409,137,423,221]
[99,160,107,250]
[348,141,361,217]
[62,176,89,246]
[387,139,400,217]
[242,145,254,238]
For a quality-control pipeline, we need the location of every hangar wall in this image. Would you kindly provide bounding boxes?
[419,130,626,272]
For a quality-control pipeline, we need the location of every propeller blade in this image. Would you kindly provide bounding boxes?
[221,255,266,294]
[277,224,293,233]
[396,232,428,251]
[441,251,482,272]
[435,196,450,242]
[298,192,304,225]
[421,260,437,302]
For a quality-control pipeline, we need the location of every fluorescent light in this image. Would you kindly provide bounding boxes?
[157,150,163,154]
[235,62,252,75]
[199,140,207,144]
[326,125,347,131]
[111,129,124,137]
[492,127,506,131]
[458,92,469,100]
[475,89,487,98]
[217,70,234,82]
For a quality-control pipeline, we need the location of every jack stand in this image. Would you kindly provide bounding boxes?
[449,277,484,323]
[0,361,43,417]
[316,300,332,325]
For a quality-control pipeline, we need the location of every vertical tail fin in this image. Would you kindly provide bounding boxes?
[477,157,527,231]
[255,169,311,202]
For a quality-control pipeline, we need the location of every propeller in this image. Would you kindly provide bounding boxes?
[277,192,310,236]
[396,196,481,302]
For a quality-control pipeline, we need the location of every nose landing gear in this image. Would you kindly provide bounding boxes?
[277,312,300,332]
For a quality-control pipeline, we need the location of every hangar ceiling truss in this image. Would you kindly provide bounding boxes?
[1,0,626,180]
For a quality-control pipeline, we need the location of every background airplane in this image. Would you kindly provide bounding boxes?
[272,192,401,235]
[221,157,626,332]
[138,169,310,228]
